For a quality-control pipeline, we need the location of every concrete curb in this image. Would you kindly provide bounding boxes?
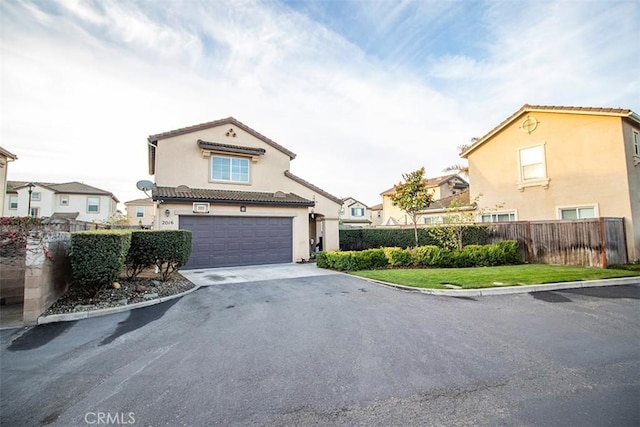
[37,284,201,325]
[353,275,640,297]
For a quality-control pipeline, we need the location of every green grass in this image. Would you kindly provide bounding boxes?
[351,264,640,289]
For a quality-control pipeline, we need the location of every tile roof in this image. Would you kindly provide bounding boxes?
[369,203,383,210]
[50,212,80,220]
[7,180,119,202]
[381,174,468,196]
[148,117,297,160]
[422,190,472,212]
[153,186,314,207]
[284,171,343,205]
[197,140,266,157]
[0,146,17,160]
[462,104,640,158]
[124,197,153,205]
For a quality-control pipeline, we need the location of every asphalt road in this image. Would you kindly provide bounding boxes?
[1,274,639,426]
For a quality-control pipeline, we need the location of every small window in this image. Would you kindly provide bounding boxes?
[31,192,41,201]
[9,196,18,210]
[519,145,546,181]
[560,206,596,220]
[481,212,516,223]
[136,206,145,218]
[30,207,40,217]
[87,197,100,213]
[351,207,365,217]
[424,216,444,225]
[633,130,639,156]
[211,155,249,183]
[60,195,69,206]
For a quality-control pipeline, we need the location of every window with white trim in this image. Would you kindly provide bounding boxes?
[87,197,100,213]
[30,207,40,217]
[9,196,18,210]
[136,206,145,218]
[351,207,365,217]
[481,212,516,222]
[31,192,41,201]
[211,155,249,183]
[60,195,69,206]
[424,216,444,225]
[560,206,596,220]
[633,130,639,156]
[519,145,546,181]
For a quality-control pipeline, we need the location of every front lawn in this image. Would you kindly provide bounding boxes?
[351,264,640,289]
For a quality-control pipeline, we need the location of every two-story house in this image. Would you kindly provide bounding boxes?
[339,197,372,228]
[5,181,119,222]
[461,104,640,260]
[0,146,17,215]
[147,117,342,268]
[124,197,155,227]
[379,174,469,225]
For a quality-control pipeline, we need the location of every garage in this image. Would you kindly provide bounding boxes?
[179,216,293,269]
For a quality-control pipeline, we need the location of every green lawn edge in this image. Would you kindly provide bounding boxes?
[350,264,640,290]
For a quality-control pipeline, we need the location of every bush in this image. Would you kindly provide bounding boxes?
[318,240,522,271]
[340,226,489,251]
[70,230,132,289]
[125,230,159,279]
[146,230,192,281]
[383,247,412,267]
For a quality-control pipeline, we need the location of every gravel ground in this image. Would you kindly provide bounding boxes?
[44,273,196,315]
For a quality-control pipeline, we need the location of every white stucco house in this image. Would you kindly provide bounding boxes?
[147,116,342,268]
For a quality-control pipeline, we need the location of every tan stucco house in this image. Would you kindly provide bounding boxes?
[147,116,342,268]
[369,203,383,226]
[379,174,469,225]
[5,181,119,222]
[339,197,372,228]
[124,197,155,227]
[462,104,640,260]
[0,146,17,216]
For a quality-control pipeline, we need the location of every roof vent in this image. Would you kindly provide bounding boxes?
[274,191,286,198]
[176,185,191,193]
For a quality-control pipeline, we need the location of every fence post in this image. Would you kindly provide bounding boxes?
[525,221,533,263]
[599,217,608,269]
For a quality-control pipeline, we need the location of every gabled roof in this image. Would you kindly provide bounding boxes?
[341,197,369,208]
[369,203,383,210]
[197,140,266,157]
[420,190,473,213]
[0,146,17,160]
[381,174,468,196]
[461,104,640,158]
[148,116,296,158]
[124,197,153,205]
[284,171,343,205]
[9,181,119,202]
[153,186,314,207]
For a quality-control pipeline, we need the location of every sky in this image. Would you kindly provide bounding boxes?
[1,0,638,209]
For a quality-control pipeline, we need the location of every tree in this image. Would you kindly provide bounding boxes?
[442,137,479,177]
[391,167,434,246]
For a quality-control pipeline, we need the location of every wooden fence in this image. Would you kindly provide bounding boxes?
[486,217,627,268]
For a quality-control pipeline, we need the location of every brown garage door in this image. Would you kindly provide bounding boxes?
[179,216,293,269]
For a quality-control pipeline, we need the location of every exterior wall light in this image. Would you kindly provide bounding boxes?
[164,209,170,217]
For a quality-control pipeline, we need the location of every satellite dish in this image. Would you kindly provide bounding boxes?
[136,180,153,191]
[136,180,154,198]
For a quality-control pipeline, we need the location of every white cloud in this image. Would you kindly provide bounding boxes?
[1,0,638,209]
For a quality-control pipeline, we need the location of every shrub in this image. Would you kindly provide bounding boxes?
[410,245,442,267]
[147,230,192,281]
[71,230,131,290]
[383,247,412,267]
[125,230,158,279]
[316,249,388,271]
[340,226,489,251]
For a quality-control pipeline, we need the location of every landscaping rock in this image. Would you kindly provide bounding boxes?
[150,280,161,287]
[112,282,121,289]
[135,284,147,293]
[143,293,159,300]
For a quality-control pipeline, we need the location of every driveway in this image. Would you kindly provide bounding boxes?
[1,268,638,426]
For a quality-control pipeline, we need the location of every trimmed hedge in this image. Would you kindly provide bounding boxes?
[70,230,132,289]
[317,240,522,271]
[340,226,489,251]
[125,230,192,281]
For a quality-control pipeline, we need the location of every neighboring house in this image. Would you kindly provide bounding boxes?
[418,190,475,225]
[124,197,155,227]
[339,197,372,228]
[5,181,119,222]
[379,174,469,225]
[147,116,342,268]
[369,203,383,226]
[461,104,640,260]
[0,146,17,216]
